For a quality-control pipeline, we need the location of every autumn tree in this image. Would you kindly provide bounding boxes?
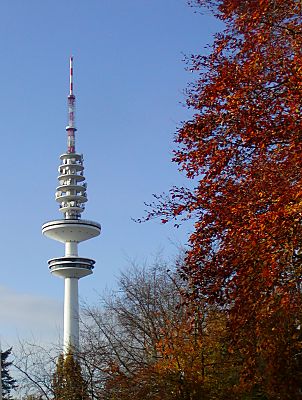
[52,352,88,400]
[80,260,239,399]
[153,305,241,400]
[145,0,302,398]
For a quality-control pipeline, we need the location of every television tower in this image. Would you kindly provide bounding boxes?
[42,57,101,354]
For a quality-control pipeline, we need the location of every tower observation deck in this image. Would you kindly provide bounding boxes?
[42,57,101,354]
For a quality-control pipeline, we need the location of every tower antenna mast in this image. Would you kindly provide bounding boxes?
[66,56,76,154]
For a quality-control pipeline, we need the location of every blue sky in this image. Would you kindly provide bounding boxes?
[0,1,221,347]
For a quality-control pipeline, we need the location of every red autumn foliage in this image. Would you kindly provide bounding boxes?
[146,0,302,397]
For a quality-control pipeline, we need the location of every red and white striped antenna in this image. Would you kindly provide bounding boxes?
[66,56,76,153]
[69,56,74,95]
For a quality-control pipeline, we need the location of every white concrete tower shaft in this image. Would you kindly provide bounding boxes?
[42,57,101,355]
[64,277,79,350]
[64,240,79,350]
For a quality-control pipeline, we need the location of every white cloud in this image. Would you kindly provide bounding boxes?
[0,285,62,347]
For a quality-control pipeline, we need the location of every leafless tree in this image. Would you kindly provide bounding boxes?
[79,259,186,399]
[13,340,59,400]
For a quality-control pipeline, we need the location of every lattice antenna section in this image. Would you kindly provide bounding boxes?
[66,56,76,153]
